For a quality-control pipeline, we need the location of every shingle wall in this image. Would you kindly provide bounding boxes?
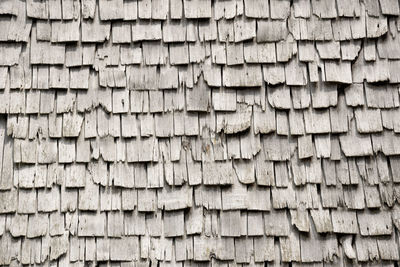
[1,0,400,266]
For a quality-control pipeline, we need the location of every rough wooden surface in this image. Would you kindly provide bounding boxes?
[0,0,400,266]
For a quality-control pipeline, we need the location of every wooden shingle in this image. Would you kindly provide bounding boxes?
[311,0,337,18]
[27,0,48,19]
[270,0,291,19]
[244,0,269,18]
[257,20,288,42]
[337,0,361,17]
[380,0,400,15]
[183,0,211,18]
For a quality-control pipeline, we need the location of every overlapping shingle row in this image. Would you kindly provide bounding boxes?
[1,0,400,266]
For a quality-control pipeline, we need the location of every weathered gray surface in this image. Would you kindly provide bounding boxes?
[1,0,400,266]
